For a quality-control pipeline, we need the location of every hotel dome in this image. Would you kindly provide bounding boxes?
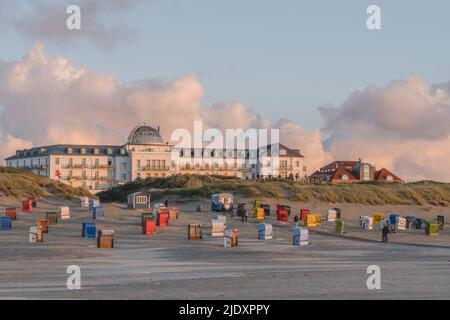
[127,124,164,145]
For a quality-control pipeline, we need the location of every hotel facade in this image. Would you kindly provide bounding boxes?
[4,124,306,193]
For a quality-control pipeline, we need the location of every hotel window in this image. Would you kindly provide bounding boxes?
[82,158,86,167]
[82,171,87,179]
[94,159,99,167]
[362,164,370,181]
[82,182,86,188]
[296,161,300,167]
[162,173,166,177]
[68,170,73,178]
[386,175,393,181]
[162,160,166,169]
[80,148,86,154]
[106,148,112,155]
[30,159,33,167]
[137,160,141,169]
[146,160,150,168]
[157,160,161,169]
[186,163,190,169]
[122,163,126,170]
[95,182,99,190]
[152,160,156,168]
[342,175,349,180]
[67,147,73,154]
[68,158,73,167]
[121,174,126,180]
[94,148,99,155]
[95,171,99,179]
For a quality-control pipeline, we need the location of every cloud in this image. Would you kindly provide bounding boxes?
[321,78,450,182]
[0,43,327,176]
[2,0,140,49]
[3,44,449,181]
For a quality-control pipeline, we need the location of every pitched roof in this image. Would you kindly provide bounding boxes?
[374,168,403,182]
[5,144,127,160]
[261,143,304,158]
[321,160,359,170]
[331,166,359,181]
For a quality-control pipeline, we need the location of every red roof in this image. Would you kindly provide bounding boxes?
[331,167,359,182]
[320,160,359,171]
[374,168,403,182]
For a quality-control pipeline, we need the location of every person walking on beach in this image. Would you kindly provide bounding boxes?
[382,223,389,243]
[293,214,300,227]
[242,210,248,222]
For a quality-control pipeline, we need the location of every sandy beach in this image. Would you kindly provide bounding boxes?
[1,196,449,300]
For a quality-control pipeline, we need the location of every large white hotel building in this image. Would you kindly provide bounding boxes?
[4,124,306,193]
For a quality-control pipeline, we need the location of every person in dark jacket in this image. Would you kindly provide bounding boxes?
[293,214,300,227]
[164,199,169,207]
[382,223,389,242]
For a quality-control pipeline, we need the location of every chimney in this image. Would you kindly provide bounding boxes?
[157,126,160,132]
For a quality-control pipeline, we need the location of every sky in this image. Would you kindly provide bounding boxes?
[0,0,450,181]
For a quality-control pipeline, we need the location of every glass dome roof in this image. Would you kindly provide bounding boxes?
[127,124,164,145]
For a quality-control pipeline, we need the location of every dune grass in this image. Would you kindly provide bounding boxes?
[0,166,92,199]
[98,174,450,207]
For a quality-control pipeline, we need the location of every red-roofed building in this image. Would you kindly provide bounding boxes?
[310,159,403,184]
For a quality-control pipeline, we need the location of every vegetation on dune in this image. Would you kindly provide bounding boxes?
[0,167,92,199]
[98,174,450,207]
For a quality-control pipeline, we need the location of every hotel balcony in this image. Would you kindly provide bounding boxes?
[66,164,89,169]
[66,176,109,181]
[92,164,111,169]
[179,165,249,172]
[140,166,170,172]
[66,176,86,181]
[279,165,294,171]
[31,165,48,170]
[93,176,109,181]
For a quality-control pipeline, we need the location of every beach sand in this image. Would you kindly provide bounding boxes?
[0,196,449,299]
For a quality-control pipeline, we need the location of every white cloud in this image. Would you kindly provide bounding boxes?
[1,0,140,49]
[321,78,450,181]
[3,44,449,181]
[0,43,327,176]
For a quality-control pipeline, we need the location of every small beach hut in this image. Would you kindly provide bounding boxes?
[258,223,273,240]
[292,227,309,246]
[211,193,233,212]
[127,192,151,210]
